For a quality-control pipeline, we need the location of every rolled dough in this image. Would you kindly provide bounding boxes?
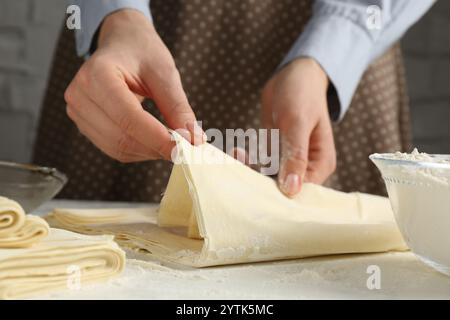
[46,132,407,267]
[0,197,49,248]
[0,228,125,299]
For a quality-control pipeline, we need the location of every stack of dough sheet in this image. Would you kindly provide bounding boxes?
[0,197,125,299]
[46,132,408,268]
[0,196,49,248]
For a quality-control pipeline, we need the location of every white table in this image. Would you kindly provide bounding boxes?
[31,200,450,300]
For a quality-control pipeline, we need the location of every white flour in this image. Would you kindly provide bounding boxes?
[371,148,450,275]
[35,252,450,299]
[32,200,450,299]
[377,148,450,163]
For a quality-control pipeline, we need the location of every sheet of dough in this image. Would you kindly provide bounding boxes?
[0,197,49,248]
[0,228,125,299]
[46,132,407,267]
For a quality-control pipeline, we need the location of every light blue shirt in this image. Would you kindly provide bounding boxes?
[72,0,435,120]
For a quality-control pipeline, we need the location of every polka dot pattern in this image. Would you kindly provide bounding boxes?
[33,1,410,202]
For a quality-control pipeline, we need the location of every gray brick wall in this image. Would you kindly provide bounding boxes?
[0,0,65,162]
[402,0,450,153]
[0,0,449,163]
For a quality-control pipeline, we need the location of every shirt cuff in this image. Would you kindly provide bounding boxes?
[75,0,152,58]
[280,14,373,121]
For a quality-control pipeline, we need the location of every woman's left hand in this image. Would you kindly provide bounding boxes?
[261,57,337,197]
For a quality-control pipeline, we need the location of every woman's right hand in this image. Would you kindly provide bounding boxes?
[64,9,204,163]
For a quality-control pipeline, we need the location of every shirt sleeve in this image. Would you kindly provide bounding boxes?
[280,0,436,121]
[72,0,152,58]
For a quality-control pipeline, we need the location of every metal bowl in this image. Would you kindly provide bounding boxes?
[0,161,67,213]
[370,153,450,276]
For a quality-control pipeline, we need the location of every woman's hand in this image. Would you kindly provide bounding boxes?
[261,58,336,197]
[64,9,204,163]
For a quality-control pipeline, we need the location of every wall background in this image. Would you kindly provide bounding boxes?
[0,0,65,162]
[0,0,449,163]
[402,0,450,154]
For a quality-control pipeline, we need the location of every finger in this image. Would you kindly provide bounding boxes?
[66,84,163,160]
[261,81,275,130]
[144,63,206,145]
[304,120,336,184]
[229,147,262,172]
[229,147,249,165]
[66,104,152,163]
[79,65,174,159]
[278,117,312,197]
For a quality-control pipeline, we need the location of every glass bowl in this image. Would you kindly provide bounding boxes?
[370,153,450,276]
[0,161,67,213]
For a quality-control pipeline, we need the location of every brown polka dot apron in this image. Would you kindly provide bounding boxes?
[33,0,412,202]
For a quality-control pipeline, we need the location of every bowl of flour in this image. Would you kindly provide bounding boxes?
[370,149,450,276]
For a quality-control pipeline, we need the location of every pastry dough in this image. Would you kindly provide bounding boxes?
[0,228,125,299]
[0,197,49,248]
[46,132,407,267]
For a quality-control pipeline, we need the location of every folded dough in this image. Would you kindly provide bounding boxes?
[0,197,49,248]
[46,132,407,267]
[0,228,125,299]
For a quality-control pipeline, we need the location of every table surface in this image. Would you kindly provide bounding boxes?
[30,199,450,300]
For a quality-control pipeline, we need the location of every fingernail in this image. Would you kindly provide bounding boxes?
[229,147,248,164]
[189,121,207,145]
[171,145,184,164]
[177,128,191,142]
[281,173,300,196]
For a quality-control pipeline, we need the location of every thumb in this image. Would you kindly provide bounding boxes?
[278,120,311,197]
